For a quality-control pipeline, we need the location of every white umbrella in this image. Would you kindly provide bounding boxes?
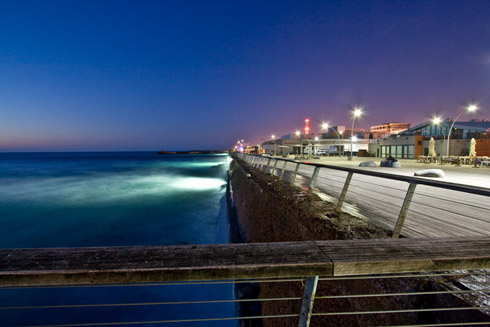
[428,137,437,157]
[469,138,477,157]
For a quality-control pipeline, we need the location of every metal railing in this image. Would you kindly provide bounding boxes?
[1,238,490,326]
[236,153,490,239]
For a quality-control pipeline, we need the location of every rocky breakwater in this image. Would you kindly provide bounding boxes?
[228,156,488,327]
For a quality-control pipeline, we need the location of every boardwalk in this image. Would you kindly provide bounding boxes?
[244,155,490,239]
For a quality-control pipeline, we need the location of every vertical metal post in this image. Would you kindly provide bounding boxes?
[271,159,279,175]
[250,156,255,166]
[307,167,320,195]
[298,276,319,327]
[392,182,417,239]
[335,172,353,212]
[290,163,300,186]
[279,160,288,180]
[265,158,272,172]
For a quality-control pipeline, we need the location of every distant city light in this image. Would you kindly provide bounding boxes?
[314,136,319,141]
[271,134,275,139]
[295,130,300,136]
[467,104,478,112]
[321,122,329,130]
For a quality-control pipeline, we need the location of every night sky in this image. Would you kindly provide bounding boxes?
[1,0,489,151]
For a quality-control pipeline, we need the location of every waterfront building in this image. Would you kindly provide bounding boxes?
[370,122,411,136]
[368,119,490,158]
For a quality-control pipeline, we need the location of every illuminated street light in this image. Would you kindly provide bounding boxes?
[432,116,446,156]
[446,104,478,157]
[349,107,363,160]
[271,134,276,156]
[295,130,303,156]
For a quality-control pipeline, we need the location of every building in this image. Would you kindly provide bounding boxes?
[368,119,490,158]
[370,122,411,136]
[262,132,370,156]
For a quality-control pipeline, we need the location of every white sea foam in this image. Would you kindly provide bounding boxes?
[0,174,226,205]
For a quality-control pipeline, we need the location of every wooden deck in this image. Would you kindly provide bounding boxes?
[242,155,490,239]
[1,237,489,286]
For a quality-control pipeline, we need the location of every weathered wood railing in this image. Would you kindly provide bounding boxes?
[1,237,489,286]
[1,238,489,326]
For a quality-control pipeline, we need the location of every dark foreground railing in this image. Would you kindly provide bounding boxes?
[1,238,490,326]
[236,153,490,239]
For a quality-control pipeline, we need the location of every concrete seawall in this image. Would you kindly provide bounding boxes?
[228,155,488,327]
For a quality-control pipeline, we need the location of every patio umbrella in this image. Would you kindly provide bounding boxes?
[428,137,437,157]
[469,138,477,157]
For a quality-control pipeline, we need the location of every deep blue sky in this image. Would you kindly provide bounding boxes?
[1,0,489,151]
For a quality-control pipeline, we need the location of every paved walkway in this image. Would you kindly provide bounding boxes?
[249,155,490,238]
[296,156,490,189]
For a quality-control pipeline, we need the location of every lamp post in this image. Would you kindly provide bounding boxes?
[314,136,319,155]
[446,104,477,157]
[432,117,446,156]
[271,134,276,156]
[295,130,303,157]
[349,108,363,160]
[322,122,341,155]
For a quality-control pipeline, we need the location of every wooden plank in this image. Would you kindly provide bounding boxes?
[1,238,490,286]
[318,237,490,276]
[0,241,333,286]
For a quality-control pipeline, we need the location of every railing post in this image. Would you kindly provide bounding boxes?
[290,163,300,186]
[336,172,353,212]
[279,160,288,180]
[392,182,417,239]
[298,276,319,327]
[307,167,320,195]
[271,159,279,175]
[265,158,272,172]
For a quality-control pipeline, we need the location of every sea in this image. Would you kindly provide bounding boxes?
[0,152,236,326]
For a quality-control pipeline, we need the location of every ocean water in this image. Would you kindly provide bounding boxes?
[0,152,236,326]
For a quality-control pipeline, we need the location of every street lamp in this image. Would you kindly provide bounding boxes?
[322,122,342,155]
[446,104,477,157]
[295,130,303,157]
[271,134,276,156]
[349,108,363,160]
[432,116,446,156]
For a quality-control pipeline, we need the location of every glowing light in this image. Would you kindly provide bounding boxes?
[353,107,363,117]
[351,136,358,141]
[322,123,329,130]
[314,137,319,141]
[295,130,300,136]
[467,104,478,112]
[339,130,343,135]
[304,118,310,134]
[432,117,442,125]
[241,139,244,142]
[271,134,275,139]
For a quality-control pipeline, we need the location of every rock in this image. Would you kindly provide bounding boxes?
[359,161,376,167]
[414,169,445,178]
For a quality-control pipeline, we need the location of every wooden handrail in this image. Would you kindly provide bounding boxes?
[1,237,489,286]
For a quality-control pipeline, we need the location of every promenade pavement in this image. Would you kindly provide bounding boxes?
[295,156,490,189]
